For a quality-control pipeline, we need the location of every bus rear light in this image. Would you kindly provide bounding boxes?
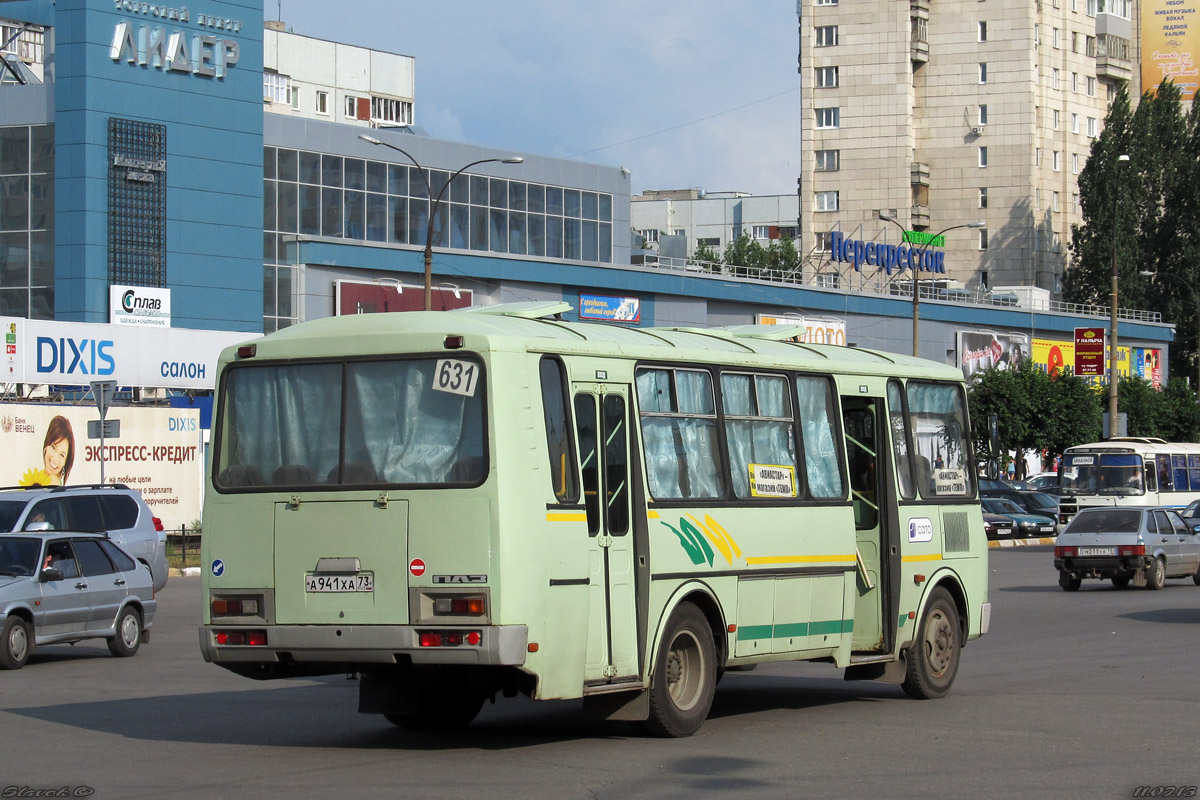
[212,596,260,616]
[1119,545,1145,556]
[433,595,486,616]
[444,335,465,349]
[215,629,267,646]
[1055,546,1077,557]
[237,344,257,358]
[418,630,482,647]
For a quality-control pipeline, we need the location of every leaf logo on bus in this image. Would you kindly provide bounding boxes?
[661,514,743,567]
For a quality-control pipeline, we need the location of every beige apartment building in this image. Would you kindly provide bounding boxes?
[800,0,1135,296]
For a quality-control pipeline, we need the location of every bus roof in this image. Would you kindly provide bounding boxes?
[227,306,965,381]
[1066,440,1200,455]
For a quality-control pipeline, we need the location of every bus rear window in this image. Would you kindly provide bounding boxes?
[215,357,486,490]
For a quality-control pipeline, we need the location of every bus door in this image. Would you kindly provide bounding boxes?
[839,392,897,655]
[573,385,641,685]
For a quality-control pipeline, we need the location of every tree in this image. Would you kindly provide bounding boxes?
[1158,377,1200,441]
[1117,375,1163,437]
[690,241,721,273]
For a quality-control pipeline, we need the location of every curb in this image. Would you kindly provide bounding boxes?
[169,566,202,577]
[988,536,1057,548]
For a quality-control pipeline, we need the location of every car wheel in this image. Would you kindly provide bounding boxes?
[1144,557,1166,591]
[643,602,717,737]
[902,587,961,700]
[1193,567,1200,586]
[1111,575,1130,588]
[107,606,142,657]
[384,691,485,730]
[1058,572,1082,591]
[0,616,32,670]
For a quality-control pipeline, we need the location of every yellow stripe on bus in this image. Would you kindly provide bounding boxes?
[744,555,855,565]
[647,511,660,519]
[901,554,944,563]
[546,512,588,522]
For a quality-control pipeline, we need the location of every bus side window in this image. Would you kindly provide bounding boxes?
[1143,461,1157,493]
[574,395,600,535]
[887,380,915,501]
[1157,455,1173,492]
[539,357,579,503]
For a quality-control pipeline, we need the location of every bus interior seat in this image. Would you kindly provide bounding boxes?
[218,464,266,487]
[272,464,317,485]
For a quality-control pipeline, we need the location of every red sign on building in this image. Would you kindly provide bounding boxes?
[1074,327,1106,376]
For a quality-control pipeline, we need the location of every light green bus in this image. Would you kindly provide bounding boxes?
[199,302,990,737]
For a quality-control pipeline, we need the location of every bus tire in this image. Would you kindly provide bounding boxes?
[1145,557,1166,591]
[384,691,484,730]
[643,602,716,738]
[901,586,960,700]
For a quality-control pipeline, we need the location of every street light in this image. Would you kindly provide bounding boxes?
[1139,269,1198,396]
[358,134,523,311]
[1109,153,1131,438]
[878,212,986,357]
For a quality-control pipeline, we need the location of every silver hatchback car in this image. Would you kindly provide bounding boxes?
[1053,506,1200,591]
[0,532,158,669]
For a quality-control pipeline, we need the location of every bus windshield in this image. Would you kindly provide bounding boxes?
[1060,453,1143,496]
[214,357,486,490]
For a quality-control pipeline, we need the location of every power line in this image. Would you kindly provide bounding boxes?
[566,85,799,158]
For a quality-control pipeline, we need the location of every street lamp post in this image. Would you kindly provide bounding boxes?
[1139,269,1199,396]
[878,213,985,357]
[359,134,523,311]
[1108,154,1131,438]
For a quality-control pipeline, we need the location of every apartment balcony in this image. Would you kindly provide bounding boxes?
[910,162,931,186]
[910,2,929,65]
[1096,35,1132,82]
[911,205,930,228]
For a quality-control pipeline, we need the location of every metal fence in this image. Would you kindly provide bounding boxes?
[165,528,201,566]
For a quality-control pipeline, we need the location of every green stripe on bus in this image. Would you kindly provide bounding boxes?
[737,620,854,640]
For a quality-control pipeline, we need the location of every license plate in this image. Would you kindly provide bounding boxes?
[1041,526,1056,532]
[1077,547,1116,556]
[305,574,374,593]
[997,528,1012,536]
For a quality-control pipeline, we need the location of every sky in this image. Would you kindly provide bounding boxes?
[278,1,801,197]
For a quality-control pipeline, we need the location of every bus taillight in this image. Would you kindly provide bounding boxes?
[418,630,482,647]
[433,596,486,616]
[215,629,267,646]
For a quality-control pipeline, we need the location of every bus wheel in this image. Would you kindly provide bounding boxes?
[385,692,484,730]
[901,587,960,700]
[1059,572,1082,591]
[643,602,716,738]
[1145,558,1166,591]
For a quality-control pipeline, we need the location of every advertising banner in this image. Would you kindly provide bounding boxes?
[1135,348,1163,388]
[0,404,201,529]
[955,331,1031,379]
[757,314,847,345]
[1032,338,1137,381]
[579,294,641,323]
[110,285,171,327]
[1142,0,1199,101]
[1074,327,1105,376]
[1,317,255,390]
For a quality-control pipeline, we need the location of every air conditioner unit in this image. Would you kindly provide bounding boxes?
[970,125,985,135]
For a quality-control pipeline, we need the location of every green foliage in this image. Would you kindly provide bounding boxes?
[690,241,721,272]
[717,234,802,280]
[1067,81,1200,388]
[1158,378,1200,441]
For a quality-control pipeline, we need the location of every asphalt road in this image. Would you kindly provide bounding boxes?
[1,548,1198,800]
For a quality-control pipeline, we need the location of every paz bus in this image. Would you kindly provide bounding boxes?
[1057,438,1200,524]
[199,302,991,737]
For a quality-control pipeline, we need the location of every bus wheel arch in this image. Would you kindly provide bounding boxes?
[650,584,727,679]
[925,572,969,643]
[902,580,964,700]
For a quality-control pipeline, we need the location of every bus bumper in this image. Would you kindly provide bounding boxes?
[199,624,528,667]
[980,602,992,635]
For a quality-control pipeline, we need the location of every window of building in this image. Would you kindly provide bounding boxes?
[815,149,840,171]
[816,0,838,5]
[752,225,771,239]
[979,104,988,125]
[1071,112,1079,133]
[815,190,840,212]
[263,71,291,104]
[1036,148,1041,167]
[979,62,988,83]
[1035,24,1041,46]
[816,25,839,46]
[1087,116,1098,137]
[979,146,988,167]
[815,231,834,252]
[370,97,413,125]
[1053,109,1060,129]
[1053,27,1061,47]
[978,21,987,41]
[816,66,839,88]
[640,229,659,243]
[979,187,988,208]
[0,123,55,320]
[912,16,928,43]
[912,184,929,207]
[979,229,989,250]
[1053,191,1061,211]
[816,107,840,128]
[1085,34,1095,55]
[1072,153,1081,173]
[1072,72,1079,92]
[344,95,358,118]
[1052,68,1060,89]
[1072,193,1080,213]
[1035,188,1041,208]
[1072,0,1078,10]
[1087,76,1097,96]
[315,90,329,115]
[1072,31,1079,51]
[1053,150,1061,171]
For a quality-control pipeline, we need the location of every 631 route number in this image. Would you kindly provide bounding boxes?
[434,359,480,397]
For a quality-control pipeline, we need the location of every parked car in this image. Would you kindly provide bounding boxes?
[0,532,158,669]
[1053,506,1200,591]
[1026,472,1060,490]
[983,510,1017,540]
[981,497,1057,538]
[0,484,167,592]
[982,488,1061,528]
[1181,499,1200,526]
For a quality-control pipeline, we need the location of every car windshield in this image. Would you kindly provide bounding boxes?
[0,500,27,532]
[986,498,1023,514]
[1025,492,1058,509]
[0,536,41,576]
[1059,453,1144,496]
[1065,509,1143,534]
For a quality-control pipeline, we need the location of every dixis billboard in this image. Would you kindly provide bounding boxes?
[0,404,201,529]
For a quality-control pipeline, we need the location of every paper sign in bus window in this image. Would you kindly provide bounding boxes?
[933,468,966,495]
[433,359,480,397]
[748,464,797,498]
